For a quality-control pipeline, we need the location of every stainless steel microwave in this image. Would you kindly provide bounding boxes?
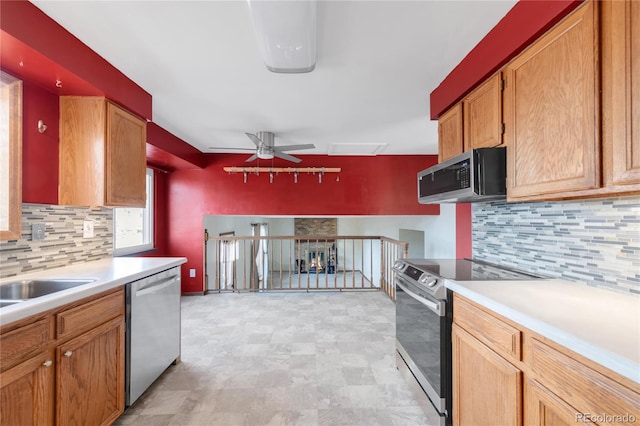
[418,147,506,204]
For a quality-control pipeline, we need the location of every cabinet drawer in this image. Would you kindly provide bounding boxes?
[56,289,124,339]
[0,318,50,371]
[453,295,522,362]
[527,336,640,422]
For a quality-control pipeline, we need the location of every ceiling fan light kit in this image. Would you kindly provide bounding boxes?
[247,0,317,73]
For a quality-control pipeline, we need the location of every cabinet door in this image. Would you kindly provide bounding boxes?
[504,1,599,199]
[105,102,146,207]
[438,103,463,163]
[56,317,125,426]
[59,97,107,206]
[452,324,522,426]
[0,352,54,426]
[464,72,503,151]
[602,0,640,187]
[525,379,596,426]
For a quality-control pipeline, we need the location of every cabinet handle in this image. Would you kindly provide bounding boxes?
[43,360,53,367]
[64,350,73,357]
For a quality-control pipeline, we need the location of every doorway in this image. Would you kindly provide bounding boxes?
[219,231,236,290]
[399,228,425,258]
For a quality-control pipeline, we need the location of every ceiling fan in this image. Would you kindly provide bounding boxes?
[210,131,315,163]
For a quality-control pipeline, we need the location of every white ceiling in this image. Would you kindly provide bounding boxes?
[32,0,516,157]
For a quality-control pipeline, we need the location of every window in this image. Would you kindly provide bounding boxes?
[113,168,154,255]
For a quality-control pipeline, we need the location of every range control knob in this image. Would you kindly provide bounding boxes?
[424,277,438,288]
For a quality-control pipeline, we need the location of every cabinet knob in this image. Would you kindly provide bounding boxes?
[64,350,73,357]
[43,360,53,367]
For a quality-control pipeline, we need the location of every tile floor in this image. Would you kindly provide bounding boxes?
[114,291,441,426]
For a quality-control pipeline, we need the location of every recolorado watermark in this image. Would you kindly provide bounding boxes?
[576,413,636,423]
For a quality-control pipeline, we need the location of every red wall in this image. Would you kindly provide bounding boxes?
[456,204,472,259]
[202,155,439,216]
[166,168,206,292]
[22,81,59,204]
[166,154,440,292]
[151,170,170,256]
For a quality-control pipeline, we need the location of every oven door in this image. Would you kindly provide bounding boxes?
[395,275,451,419]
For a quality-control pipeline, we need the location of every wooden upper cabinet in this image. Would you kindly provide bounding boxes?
[602,0,640,187]
[504,0,600,200]
[0,73,22,241]
[59,97,146,207]
[463,72,504,151]
[438,103,463,163]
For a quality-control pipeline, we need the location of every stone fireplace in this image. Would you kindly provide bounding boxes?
[294,218,337,273]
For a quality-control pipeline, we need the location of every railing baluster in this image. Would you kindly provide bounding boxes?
[351,239,355,289]
[204,235,406,300]
[380,240,386,295]
[278,239,282,290]
[360,239,364,288]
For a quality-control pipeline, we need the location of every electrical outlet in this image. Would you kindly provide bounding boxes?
[189,269,196,278]
[32,223,46,240]
[83,220,95,238]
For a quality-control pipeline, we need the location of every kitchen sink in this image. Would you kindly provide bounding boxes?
[0,279,96,304]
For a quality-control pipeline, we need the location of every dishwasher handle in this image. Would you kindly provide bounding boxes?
[135,275,179,297]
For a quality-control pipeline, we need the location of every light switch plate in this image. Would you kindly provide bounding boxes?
[189,269,196,278]
[83,220,95,238]
[32,223,46,240]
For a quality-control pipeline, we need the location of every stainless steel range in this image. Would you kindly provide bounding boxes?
[392,258,539,426]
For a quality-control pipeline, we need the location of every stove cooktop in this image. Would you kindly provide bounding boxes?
[401,258,539,282]
[393,258,541,300]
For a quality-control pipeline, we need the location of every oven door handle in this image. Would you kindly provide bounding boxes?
[395,280,444,316]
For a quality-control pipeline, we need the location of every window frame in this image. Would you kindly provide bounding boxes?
[113,167,154,256]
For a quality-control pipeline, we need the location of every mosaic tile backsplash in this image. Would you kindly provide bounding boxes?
[472,196,640,294]
[0,203,113,278]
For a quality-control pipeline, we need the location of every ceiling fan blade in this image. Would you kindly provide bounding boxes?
[245,154,258,162]
[274,151,302,163]
[245,133,263,147]
[274,144,315,152]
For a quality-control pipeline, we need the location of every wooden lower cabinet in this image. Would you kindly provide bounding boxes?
[0,288,125,426]
[525,379,594,426]
[452,324,522,426]
[0,351,55,425]
[57,317,125,426]
[452,293,640,426]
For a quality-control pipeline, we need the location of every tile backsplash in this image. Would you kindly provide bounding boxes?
[0,203,113,278]
[472,196,640,294]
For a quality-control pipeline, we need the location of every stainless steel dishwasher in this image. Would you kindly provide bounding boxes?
[125,266,181,406]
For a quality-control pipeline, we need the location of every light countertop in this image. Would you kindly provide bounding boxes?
[0,257,187,326]
[446,279,640,384]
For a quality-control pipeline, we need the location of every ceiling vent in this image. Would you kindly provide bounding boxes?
[328,143,387,156]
